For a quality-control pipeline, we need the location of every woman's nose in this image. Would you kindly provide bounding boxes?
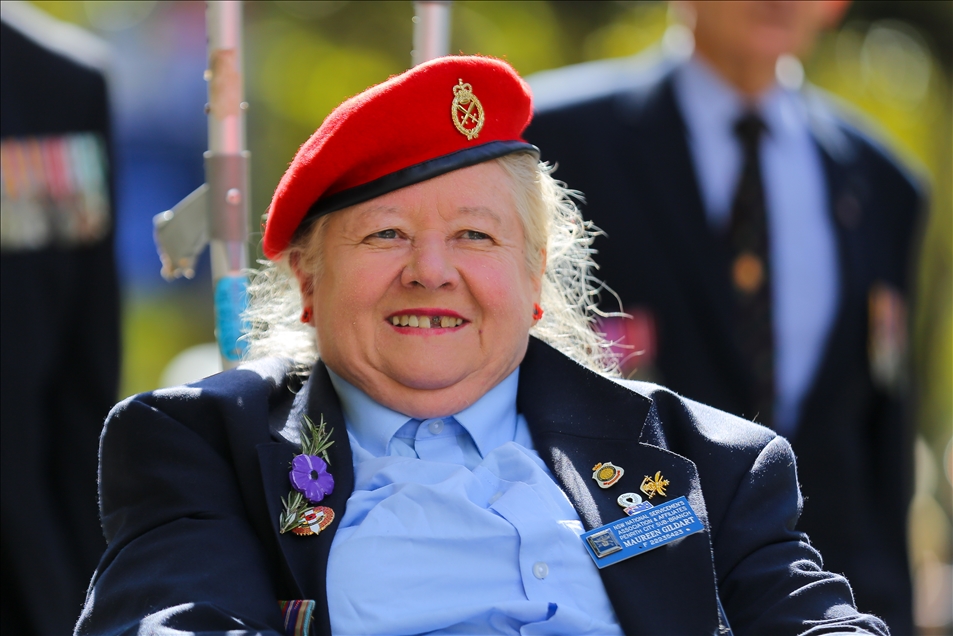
[402,232,458,290]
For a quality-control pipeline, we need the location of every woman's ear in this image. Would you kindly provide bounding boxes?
[289,251,314,308]
[535,248,547,296]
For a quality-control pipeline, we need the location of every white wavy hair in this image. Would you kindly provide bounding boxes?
[242,152,620,376]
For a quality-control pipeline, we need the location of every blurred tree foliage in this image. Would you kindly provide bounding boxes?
[30,1,949,459]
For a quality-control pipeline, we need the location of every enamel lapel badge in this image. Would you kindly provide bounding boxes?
[617,492,652,516]
[279,414,336,536]
[592,461,624,488]
[290,506,335,537]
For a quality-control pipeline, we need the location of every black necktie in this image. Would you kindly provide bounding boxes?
[725,112,774,427]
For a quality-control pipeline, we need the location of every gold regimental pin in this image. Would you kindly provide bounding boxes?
[640,471,670,499]
[451,79,484,140]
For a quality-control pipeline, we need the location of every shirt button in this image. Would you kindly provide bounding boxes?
[532,561,549,580]
[428,419,444,435]
[488,491,502,505]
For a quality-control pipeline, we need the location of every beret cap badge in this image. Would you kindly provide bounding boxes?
[451,79,484,140]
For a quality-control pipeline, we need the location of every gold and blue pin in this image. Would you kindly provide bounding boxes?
[592,461,624,488]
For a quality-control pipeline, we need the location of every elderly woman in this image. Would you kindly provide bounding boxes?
[78,57,885,636]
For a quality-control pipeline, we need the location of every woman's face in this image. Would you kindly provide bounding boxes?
[296,161,544,418]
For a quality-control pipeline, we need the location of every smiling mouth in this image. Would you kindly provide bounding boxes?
[389,314,465,329]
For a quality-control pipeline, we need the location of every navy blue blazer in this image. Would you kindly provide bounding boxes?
[77,338,886,635]
[525,57,922,632]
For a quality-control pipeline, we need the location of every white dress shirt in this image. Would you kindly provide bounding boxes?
[673,56,839,436]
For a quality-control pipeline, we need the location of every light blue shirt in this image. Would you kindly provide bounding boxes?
[326,368,622,636]
[673,56,839,436]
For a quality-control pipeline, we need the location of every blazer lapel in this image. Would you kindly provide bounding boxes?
[795,98,870,440]
[257,361,354,636]
[617,74,750,400]
[519,338,722,634]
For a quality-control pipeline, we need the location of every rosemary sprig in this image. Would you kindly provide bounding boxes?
[300,414,334,465]
[279,491,310,534]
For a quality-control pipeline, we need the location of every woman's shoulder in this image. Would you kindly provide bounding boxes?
[607,377,785,479]
[615,378,777,445]
[106,357,303,438]
[523,338,779,458]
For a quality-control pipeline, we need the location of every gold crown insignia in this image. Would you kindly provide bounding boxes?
[451,79,485,140]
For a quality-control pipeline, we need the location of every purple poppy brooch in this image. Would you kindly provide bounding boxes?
[279,414,336,536]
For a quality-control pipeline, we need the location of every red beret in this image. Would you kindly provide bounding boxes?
[262,55,537,259]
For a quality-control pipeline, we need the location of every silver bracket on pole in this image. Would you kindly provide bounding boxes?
[151,0,250,370]
[154,184,210,281]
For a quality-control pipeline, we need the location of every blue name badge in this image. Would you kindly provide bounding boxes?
[581,496,704,568]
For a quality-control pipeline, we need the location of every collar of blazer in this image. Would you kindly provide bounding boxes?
[258,337,723,634]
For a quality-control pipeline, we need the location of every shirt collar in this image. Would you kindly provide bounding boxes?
[326,367,521,460]
[451,368,520,459]
[327,369,409,457]
[674,54,807,143]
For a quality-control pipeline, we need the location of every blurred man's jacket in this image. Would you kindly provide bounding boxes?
[1,3,119,633]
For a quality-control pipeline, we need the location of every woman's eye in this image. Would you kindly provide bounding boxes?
[463,230,490,241]
[371,229,398,239]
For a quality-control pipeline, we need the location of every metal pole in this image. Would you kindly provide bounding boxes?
[205,0,249,369]
[412,1,451,66]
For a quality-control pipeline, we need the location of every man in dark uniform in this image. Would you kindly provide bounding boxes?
[1,3,120,633]
[526,1,922,631]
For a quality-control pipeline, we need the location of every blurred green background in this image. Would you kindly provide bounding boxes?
[28,1,953,631]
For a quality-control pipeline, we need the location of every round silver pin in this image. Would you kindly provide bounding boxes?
[617,492,642,508]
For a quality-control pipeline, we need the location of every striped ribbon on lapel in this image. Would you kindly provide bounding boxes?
[278,599,315,636]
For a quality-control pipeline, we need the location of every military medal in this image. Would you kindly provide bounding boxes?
[279,414,336,536]
[868,284,907,391]
[290,506,335,536]
[592,461,624,488]
[639,471,669,499]
[0,133,111,251]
